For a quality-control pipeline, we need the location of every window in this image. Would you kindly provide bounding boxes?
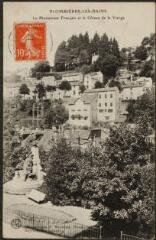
[84,117,88,120]
[105,116,109,120]
[73,90,76,95]
[105,103,107,107]
[105,93,107,98]
[105,109,107,112]
[72,110,75,112]
[99,103,101,107]
[108,109,113,112]
[84,109,87,111]
[99,109,103,113]
[110,94,113,98]
[110,103,113,107]
[99,94,101,99]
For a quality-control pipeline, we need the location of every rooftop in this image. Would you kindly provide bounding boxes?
[68,93,97,105]
[85,87,118,93]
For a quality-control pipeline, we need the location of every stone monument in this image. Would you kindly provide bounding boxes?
[4,143,45,195]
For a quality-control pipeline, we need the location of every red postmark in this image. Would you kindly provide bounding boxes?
[14,23,46,61]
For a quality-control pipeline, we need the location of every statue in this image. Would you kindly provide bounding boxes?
[4,142,46,195]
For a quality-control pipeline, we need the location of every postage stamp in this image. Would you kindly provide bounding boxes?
[14,23,46,61]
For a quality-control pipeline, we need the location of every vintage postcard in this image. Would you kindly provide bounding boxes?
[3,2,155,239]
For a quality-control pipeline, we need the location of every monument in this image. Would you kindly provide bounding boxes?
[4,143,45,195]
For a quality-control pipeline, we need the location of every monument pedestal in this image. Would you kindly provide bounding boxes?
[3,178,43,195]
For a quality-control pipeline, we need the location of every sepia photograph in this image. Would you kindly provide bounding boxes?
[2,2,155,239]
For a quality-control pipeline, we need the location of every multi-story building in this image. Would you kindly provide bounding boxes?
[68,87,120,127]
[68,93,97,128]
[86,87,120,123]
[84,71,103,90]
[62,72,84,83]
[120,78,152,100]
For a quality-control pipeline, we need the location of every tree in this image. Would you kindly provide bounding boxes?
[109,80,121,91]
[91,124,154,237]
[126,89,155,128]
[46,85,56,92]
[97,54,120,77]
[19,84,30,98]
[79,84,86,93]
[35,83,46,100]
[95,81,103,89]
[140,60,154,79]
[54,41,68,71]
[135,46,148,60]
[44,102,68,128]
[59,81,71,91]
[44,138,79,205]
[91,32,100,55]
[31,61,51,78]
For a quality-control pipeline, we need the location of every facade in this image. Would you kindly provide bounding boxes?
[135,77,152,89]
[84,71,103,90]
[68,93,97,127]
[41,76,56,86]
[120,79,152,100]
[62,72,84,83]
[86,87,120,123]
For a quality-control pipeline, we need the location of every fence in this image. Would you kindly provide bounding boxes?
[121,231,147,240]
[4,206,150,240]
[4,207,102,239]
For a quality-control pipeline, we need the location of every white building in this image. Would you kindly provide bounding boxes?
[68,93,97,128]
[41,76,56,86]
[92,53,99,64]
[86,87,120,123]
[120,78,152,100]
[84,71,103,90]
[135,77,152,89]
[62,72,83,83]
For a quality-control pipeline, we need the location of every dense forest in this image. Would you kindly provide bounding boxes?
[54,32,121,77]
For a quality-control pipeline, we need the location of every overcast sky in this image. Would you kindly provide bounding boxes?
[3,2,155,75]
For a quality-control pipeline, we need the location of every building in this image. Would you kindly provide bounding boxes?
[62,72,83,83]
[120,78,152,100]
[41,76,56,86]
[135,77,152,89]
[85,87,120,123]
[84,71,103,90]
[68,93,97,128]
[92,53,99,64]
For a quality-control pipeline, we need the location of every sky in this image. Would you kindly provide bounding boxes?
[3,2,155,75]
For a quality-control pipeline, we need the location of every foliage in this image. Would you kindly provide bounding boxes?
[54,32,120,73]
[135,46,148,60]
[35,83,46,99]
[140,60,154,80]
[31,61,51,78]
[79,84,86,93]
[109,80,121,91]
[91,124,154,237]
[59,81,71,91]
[95,81,103,89]
[46,85,56,92]
[126,89,155,128]
[19,84,30,96]
[43,122,154,237]
[94,54,120,78]
[44,102,69,128]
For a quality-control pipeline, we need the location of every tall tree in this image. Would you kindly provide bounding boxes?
[19,84,30,98]
[91,32,100,55]
[35,83,46,100]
